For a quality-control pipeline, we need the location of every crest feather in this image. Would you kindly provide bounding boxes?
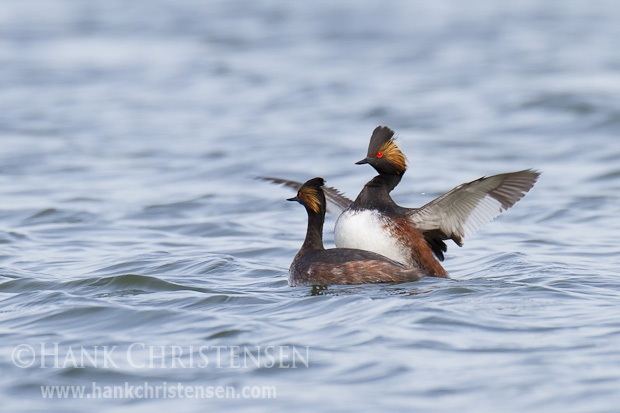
[367,126,395,156]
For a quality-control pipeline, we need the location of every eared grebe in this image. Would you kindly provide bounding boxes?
[262,126,539,278]
[287,177,425,286]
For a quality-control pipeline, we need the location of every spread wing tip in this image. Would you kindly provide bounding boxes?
[489,169,541,210]
[255,176,303,191]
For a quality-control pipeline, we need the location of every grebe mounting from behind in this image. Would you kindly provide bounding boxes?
[262,126,540,278]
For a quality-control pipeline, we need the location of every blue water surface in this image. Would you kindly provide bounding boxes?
[1,1,620,411]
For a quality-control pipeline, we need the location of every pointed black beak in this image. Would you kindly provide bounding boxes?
[355,157,370,165]
[287,196,299,202]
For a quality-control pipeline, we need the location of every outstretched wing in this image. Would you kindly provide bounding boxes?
[256,176,353,215]
[408,169,540,260]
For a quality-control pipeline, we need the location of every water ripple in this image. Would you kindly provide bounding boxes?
[1,1,620,412]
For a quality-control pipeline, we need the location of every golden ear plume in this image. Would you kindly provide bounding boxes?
[299,187,322,214]
[378,139,407,172]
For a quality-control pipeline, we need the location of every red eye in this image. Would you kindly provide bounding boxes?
[377,152,383,158]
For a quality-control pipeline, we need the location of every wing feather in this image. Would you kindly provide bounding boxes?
[409,169,540,248]
[256,176,353,215]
